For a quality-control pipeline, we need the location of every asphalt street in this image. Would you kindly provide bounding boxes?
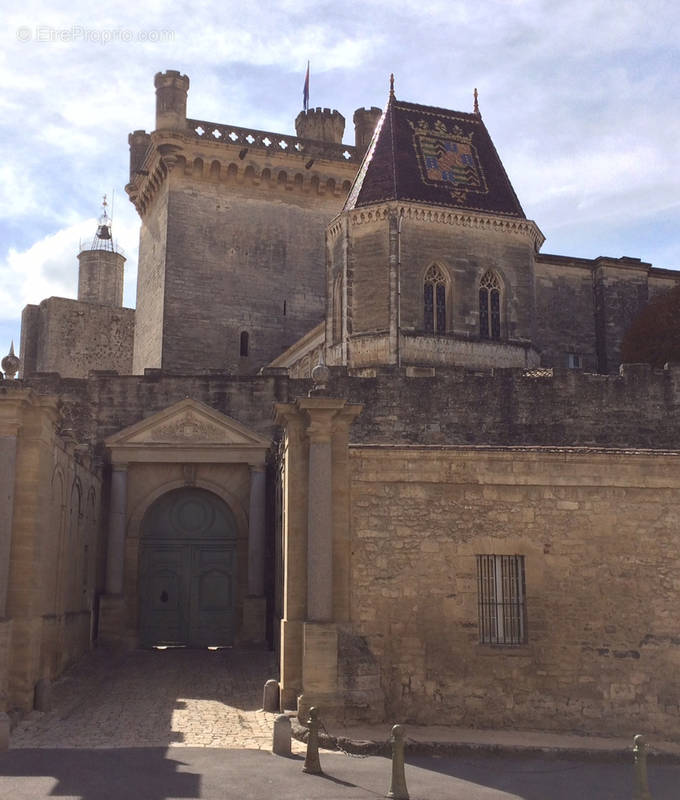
[1,747,680,800]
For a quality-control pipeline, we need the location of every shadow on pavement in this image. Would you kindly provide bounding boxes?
[407,751,680,800]
[0,748,200,800]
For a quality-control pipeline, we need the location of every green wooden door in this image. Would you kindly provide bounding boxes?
[139,488,237,647]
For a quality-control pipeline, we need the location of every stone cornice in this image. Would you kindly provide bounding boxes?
[327,201,545,250]
[126,128,358,218]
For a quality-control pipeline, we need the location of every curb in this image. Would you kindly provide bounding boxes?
[290,719,680,764]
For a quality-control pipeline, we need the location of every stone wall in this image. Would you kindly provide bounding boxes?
[20,361,680,454]
[132,182,169,373]
[535,254,680,372]
[322,363,680,449]
[0,387,103,713]
[159,180,337,373]
[348,445,680,738]
[19,297,134,379]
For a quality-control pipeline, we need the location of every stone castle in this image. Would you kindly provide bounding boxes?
[2,70,680,739]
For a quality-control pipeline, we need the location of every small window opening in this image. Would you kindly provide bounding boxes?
[240,331,249,357]
[283,300,287,316]
[566,352,581,369]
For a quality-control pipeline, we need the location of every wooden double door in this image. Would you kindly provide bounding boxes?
[138,488,237,648]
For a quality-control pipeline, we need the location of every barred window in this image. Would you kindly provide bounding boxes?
[479,271,502,339]
[477,554,526,645]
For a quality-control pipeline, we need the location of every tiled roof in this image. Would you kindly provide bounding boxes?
[344,92,525,218]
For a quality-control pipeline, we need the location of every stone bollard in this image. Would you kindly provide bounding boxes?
[0,712,9,750]
[262,679,280,712]
[633,734,652,800]
[34,677,52,712]
[387,724,409,800]
[272,714,292,756]
[302,706,322,775]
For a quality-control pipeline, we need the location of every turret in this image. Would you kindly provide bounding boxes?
[77,197,125,307]
[353,106,382,158]
[154,70,190,131]
[295,107,345,143]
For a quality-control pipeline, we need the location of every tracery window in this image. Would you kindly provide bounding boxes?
[479,271,502,340]
[424,264,447,334]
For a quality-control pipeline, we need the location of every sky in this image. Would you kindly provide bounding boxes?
[1,0,679,357]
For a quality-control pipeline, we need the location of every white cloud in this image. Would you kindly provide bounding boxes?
[0,212,139,323]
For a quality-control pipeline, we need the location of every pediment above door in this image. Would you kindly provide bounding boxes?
[105,399,271,465]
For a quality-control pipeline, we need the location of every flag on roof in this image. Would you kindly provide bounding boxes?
[303,61,310,112]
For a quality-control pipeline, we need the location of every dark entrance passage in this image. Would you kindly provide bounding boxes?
[139,488,237,647]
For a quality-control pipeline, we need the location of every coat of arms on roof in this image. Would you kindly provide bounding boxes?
[410,118,488,202]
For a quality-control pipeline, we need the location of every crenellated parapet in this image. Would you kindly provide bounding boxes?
[126,71,361,218]
[126,121,358,217]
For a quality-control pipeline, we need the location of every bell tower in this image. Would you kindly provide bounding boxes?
[77,196,126,307]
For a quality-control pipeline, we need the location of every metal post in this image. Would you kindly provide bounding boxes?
[633,734,652,800]
[387,724,409,800]
[302,706,322,775]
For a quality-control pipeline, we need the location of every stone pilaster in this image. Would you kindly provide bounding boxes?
[105,464,128,595]
[275,395,361,715]
[0,427,20,620]
[100,463,128,643]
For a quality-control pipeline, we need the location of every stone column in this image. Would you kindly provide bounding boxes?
[247,465,266,597]
[105,464,128,595]
[305,414,334,622]
[242,464,267,643]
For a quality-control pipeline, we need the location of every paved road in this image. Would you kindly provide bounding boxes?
[5,647,680,799]
[10,647,299,751]
[2,748,680,800]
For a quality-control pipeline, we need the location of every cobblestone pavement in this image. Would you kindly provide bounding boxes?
[11,647,305,751]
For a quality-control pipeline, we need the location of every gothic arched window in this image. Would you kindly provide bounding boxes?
[479,271,502,340]
[424,264,447,334]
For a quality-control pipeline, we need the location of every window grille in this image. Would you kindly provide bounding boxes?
[477,554,526,645]
[479,271,502,339]
[424,264,447,333]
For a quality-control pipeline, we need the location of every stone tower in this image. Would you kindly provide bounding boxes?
[77,197,126,307]
[126,71,366,375]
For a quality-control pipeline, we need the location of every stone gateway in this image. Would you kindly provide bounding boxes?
[2,70,680,741]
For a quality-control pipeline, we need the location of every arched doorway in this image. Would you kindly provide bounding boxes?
[139,488,237,647]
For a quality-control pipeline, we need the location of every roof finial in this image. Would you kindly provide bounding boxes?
[473,87,480,116]
[2,341,20,379]
[389,73,395,99]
